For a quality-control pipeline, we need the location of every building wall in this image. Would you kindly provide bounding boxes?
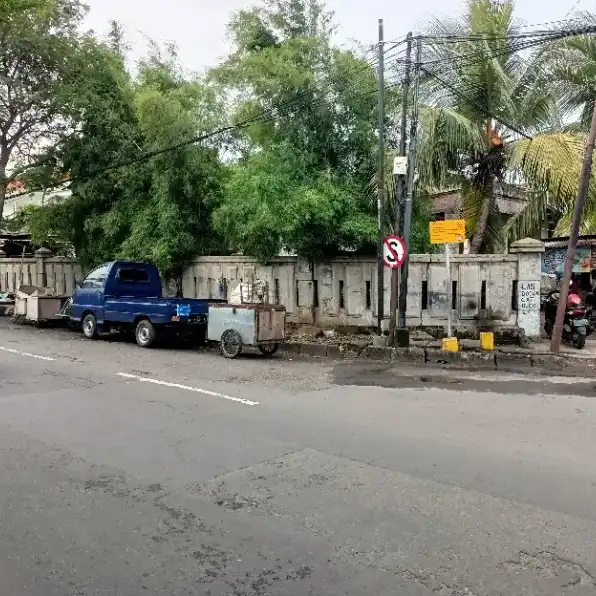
[0,240,543,335]
[2,189,70,219]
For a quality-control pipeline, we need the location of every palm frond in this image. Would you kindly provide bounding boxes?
[417,106,485,190]
[506,132,596,240]
[508,133,591,208]
[554,207,596,236]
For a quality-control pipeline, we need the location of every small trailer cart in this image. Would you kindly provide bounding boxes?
[207,303,286,359]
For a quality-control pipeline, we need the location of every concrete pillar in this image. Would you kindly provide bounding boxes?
[34,247,52,288]
[510,238,544,338]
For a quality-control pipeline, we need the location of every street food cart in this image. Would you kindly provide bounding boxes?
[207,302,286,359]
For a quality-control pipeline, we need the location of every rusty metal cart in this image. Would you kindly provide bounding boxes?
[207,303,286,359]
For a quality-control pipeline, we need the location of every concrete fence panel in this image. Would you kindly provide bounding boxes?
[0,259,38,292]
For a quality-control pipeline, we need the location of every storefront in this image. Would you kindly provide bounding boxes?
[542,244,594,275]
[542,236,596,294]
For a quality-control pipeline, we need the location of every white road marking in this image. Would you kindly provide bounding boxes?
[0,346,56,361]
[116,372,259,406]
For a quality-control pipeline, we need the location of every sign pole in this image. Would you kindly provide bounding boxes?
[445,243,452,337]
[429,219,465,341]
[397,36,422,332]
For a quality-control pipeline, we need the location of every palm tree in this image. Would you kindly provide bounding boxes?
[551,12,596,132]
[414,0,594,252]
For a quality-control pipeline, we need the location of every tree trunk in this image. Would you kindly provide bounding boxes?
[0,142,9,227]
[0,167,6,228]
[469,177,494,254]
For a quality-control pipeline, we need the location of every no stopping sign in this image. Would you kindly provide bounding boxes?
[382,235,406,269]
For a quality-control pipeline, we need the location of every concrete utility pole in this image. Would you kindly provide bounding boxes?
[388,32,413,345]
[376,18,385,335]
[550,99,596,353]
[397,36,422,338]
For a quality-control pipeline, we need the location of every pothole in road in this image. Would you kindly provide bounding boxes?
[419,376,462,384]
[502,550,596,588]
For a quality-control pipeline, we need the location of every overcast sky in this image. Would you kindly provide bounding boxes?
[82,0,585,73]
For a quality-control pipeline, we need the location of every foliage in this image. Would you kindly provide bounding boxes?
[368,151,437,254]
[26,43,226,277]
[214,144,377,261]
[416,0,573,252]
[0,0,100,220]
[546,11,596,132]
[11,0,596,268]
[212,0,407,259]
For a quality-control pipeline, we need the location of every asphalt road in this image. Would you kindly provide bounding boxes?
[1,319,596,596]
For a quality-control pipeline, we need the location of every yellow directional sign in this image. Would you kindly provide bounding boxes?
[429,219,466,244]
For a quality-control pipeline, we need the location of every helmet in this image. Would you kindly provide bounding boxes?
[567,293,582,306]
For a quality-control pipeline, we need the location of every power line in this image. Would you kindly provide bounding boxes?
[563,0,583,21]
[407,25,596,70]
[7,23,595,201]
[7,74,400,201]
[6,40,404,200]
[414,25,596,136]
[419,65,533,139]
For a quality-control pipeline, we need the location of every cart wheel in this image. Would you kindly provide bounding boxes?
[258,343,279,357]
[135,319,156,348]
[220,329,242,359]
[82,313,98,339]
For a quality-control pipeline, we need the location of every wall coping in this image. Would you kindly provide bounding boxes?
[0,252,527,265]
[509,237,545,253]
[0,258,37,264]
[189,253,522,265]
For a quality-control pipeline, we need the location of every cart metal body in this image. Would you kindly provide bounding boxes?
[207,303,286,358]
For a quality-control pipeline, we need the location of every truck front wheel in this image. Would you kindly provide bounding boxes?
[135,319,157,348]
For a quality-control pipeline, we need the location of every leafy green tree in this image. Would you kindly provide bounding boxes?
[416,0,593,251]
[216,0,380,185]
[29,42,227,278]
[0,0,97,222]
[214,143,377,260]
[213,0,407,259]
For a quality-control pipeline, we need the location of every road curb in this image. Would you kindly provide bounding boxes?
[286,341,596,376]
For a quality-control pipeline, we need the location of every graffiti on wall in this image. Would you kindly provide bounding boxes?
[542,247,592,275]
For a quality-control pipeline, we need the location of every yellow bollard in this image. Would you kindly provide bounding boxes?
[442,337,459,352]
[480,331,494,351]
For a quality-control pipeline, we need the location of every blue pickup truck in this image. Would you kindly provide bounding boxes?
[70,261,210,348]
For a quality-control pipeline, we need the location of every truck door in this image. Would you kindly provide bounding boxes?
[104,265,153,323]
[71,263,110,323]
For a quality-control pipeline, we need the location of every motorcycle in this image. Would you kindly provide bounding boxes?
[543,290,589,349]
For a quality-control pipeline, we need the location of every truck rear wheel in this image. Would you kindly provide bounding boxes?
[135,319,156,348]
[82,313,98,340]
[258,343,279,357]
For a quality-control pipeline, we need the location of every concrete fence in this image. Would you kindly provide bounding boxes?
[0,238,544,337]
[0,249,84,296]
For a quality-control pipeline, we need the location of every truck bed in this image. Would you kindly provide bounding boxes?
[101,296,210,325]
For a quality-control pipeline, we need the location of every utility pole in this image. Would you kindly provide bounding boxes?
[388,32,413,345]
[550,99,596,352]
[376,18,385,335]
[397,36,422,335]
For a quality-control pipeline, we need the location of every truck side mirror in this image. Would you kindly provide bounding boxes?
[75,279,82,287]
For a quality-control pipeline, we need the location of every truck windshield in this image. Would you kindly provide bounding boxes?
[117,268,150,283]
